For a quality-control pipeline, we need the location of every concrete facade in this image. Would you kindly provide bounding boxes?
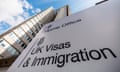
[54,5,70,20]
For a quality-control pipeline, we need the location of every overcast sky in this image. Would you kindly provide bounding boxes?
[0,0,102,34]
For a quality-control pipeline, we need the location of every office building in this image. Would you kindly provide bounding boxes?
[0,5,70,68]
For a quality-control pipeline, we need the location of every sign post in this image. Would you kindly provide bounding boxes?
[7,0,120,72]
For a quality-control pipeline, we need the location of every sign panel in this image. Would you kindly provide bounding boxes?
[7,0,120,72]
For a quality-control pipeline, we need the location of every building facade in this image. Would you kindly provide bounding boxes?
[0,5,70,67]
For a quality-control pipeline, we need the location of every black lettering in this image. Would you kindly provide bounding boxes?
[36,57,43,66]
[59,43,65,49]
[53,44,59,50]
[31,47,42,55]
[57,54,65,68]
[84,48,90,61]
[54,53,58,64]
[46,44,53,52]
[23,57,31,67]
[79,50,87,61]
[71,52,80,62]
[44,56,55,65]
[31,56,37,66]
[31,48,36,55]
[100,48,117,59]
[89,50,101,60]
[65,42,71,48]
[66,53,71,63]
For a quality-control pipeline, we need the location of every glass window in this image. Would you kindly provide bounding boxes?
[7,45,19,55]
[27,37,32,42]
[14,28,25,37]
[0,39,19,56]
[37,23,41,29]
[21,24,30,31]
[4,32,27,48]
[27,21,34,28]
[23,34,31,42]
[27,21,37,33]
[5,32,21,44]
[21,24,34,36]
[1,44,5,47]
[31,19,39,32]
[14,28,31,41]
[0,39,9,49]
[31,19,36,25]
[21,43,27,49]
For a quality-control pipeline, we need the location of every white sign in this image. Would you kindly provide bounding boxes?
[7,0,120,72]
